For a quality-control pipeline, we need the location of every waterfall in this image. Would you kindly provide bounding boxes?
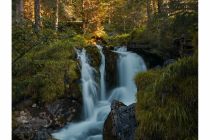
[52,47,110,140]
[77,49,98,119]
[96,45,106,100]
[52,46,147,140]
[109,47,147,105]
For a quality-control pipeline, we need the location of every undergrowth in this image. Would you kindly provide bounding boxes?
[135,53,198,140]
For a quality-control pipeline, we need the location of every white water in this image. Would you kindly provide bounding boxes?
[109,47,147,105]
[52,46,147,140]
[96,45,106,100]
[77,49,98,119]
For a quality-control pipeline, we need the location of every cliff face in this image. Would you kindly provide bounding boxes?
[103,100,137,140]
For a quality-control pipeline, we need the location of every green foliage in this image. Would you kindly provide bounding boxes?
[128,9,198,61]
[107,33,130,46]
[135,69,161,91]
[130,26,158,45]
[12,24,38,60]
[135,54,198,140]
[13,36,82,103]
[104,0,147,34]
[155,54,198,97]
[72,35,86,47]
[12,16,87,104]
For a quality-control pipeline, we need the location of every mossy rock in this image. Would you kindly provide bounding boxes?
[13,37,82,104]
[85,45,101,69]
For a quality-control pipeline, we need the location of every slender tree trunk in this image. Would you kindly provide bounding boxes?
[123,18,126,32]
[146,0,151,23]
[82,0,85,33]
[152,0,156,14]
[108,9,111,24]
[16,2,20,23]
[16,0,24,23]
[82,0,87,34]
[55,0,59,31]
[34,0,41,32]
[20,0,24,22]
[157,0,163,14]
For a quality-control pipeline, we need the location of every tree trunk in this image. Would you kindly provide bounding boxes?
[16,0,24,23]
[34,0,41,32]
[157,0,163,14]
[55,0,59,31]
[146,0,151,23]
[152,0,157,14]
[123,18,126,32]
[108,3,111,24]
[82,0,87,34]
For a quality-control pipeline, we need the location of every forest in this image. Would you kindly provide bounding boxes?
[12,0,198,140]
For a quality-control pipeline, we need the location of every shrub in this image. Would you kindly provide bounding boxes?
[107,33,130,46]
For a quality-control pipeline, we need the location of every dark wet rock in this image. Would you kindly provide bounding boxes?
[104,46,118,90]
[127,43,164,69]
[111,100,126,110]
[13,98,81,140]
[13,124,35,140]
[103,100,137,140]
[46,98,81,128]
[13,109,53,140]
[33,129,55,140]
[13,126,55,140]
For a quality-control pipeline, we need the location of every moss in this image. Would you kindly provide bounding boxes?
[13,37,82,104]
[135,54,198,140]
[85,45,101,69]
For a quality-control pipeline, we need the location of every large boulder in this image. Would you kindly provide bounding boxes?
[46,98,81,128]
[103,100,137,140]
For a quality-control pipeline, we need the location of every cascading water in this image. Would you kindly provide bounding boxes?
[96,45,106,100]
[52,48,110,140]
[109,47,147,105]
[77,49,98,118]
[52,46,147,140]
